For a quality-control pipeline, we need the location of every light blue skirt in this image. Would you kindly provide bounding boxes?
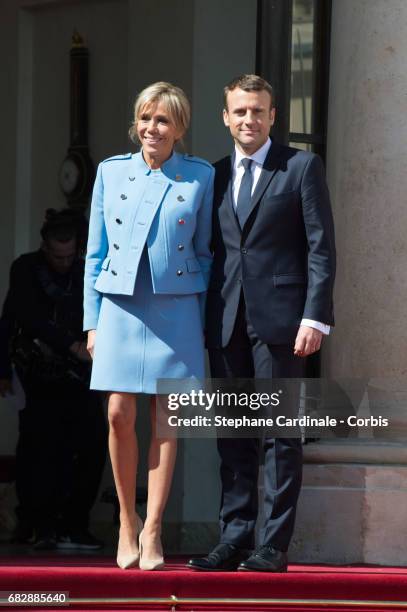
[90,249,204,393]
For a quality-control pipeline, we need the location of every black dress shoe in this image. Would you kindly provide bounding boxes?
[56,529,104,551]
[32,530,57,551]
[238,545,287,572]
[187,543,250,571]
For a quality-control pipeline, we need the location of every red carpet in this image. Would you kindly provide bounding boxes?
[1,556,407,611]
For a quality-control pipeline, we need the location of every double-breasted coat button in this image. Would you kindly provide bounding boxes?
[115,218,122,224]
[111,270,118,276]
[178,218,185,225]
[241,248,248,254]
[177,195,185,202]
[113,243,119,250]
[177,244,184,251]
[120,194,127,200]
[176,270,183,276]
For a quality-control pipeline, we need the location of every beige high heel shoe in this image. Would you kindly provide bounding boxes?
[139,529,164,571]
[116,514,143,570]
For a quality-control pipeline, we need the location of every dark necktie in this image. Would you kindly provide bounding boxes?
[236,158,253,229]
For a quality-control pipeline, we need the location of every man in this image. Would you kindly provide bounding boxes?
[188,75,335,572]
[0,208,107,550]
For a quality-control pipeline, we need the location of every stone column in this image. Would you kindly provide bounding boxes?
[324,0,407,379]
[297,0,407,565]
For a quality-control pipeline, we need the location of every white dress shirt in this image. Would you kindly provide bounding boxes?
[232,138,330,336]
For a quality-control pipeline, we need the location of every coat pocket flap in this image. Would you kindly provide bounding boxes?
[273,273,306,286]
[264,190,298,204]
[186,257,201,273]
[101,256,111,271]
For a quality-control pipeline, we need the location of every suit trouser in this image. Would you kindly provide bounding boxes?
[208,293,305,552]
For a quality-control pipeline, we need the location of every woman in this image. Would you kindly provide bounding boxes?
[84,82,214,570]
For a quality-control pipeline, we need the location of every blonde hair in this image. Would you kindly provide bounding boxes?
[129,81,190,146]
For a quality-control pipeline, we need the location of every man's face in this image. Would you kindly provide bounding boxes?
[223,88,275,155]
[43,238,77,275]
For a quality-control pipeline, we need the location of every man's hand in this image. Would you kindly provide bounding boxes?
[294,325,323,357]
[0,378,14,397]
[86,330,96,359]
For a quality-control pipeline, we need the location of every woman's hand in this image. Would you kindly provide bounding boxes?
[87,329,96,359]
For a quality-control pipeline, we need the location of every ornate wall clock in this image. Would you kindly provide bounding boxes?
[59,31,94,208]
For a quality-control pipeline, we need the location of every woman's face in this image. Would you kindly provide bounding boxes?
[137,100,183,167]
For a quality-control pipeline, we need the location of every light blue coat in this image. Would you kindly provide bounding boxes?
[84,151,214,331]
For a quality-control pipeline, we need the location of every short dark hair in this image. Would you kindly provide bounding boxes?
[223,74,274,109]
[40,208,88,252]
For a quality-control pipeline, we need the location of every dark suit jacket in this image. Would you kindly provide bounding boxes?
[205,142,336,348]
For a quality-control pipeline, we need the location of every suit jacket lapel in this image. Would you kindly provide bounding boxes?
[220,153,241,233]
[242,142,282,228]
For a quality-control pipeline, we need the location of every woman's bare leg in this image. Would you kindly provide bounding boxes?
[108,392,140,565]
[141,396,177,560]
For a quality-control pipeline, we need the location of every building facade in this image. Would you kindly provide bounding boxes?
[1,0,406,563]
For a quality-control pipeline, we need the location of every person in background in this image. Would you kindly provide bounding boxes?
[0,208,107,550]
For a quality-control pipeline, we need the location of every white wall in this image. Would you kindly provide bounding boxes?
[0,1,19,301]
[191,0,257,161]
[29,0,128,247]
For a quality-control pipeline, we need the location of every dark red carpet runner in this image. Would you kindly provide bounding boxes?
[1,556,407,611]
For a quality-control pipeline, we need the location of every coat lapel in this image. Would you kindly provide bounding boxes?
[242,142,282,229]
[218,154,241,233]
